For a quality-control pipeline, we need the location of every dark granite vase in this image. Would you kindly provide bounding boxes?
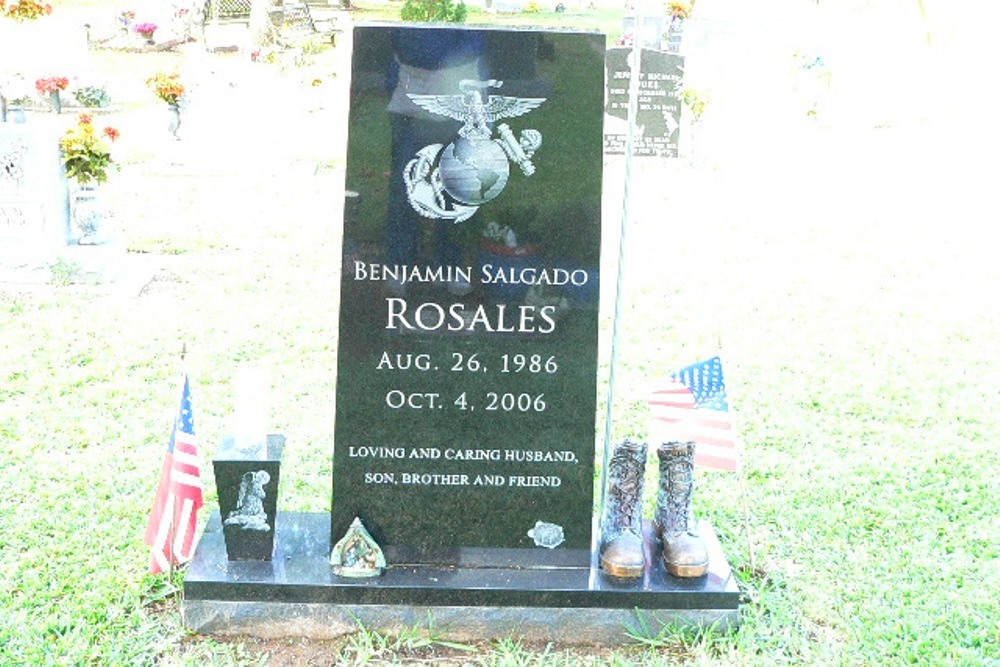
[213,434,284,561]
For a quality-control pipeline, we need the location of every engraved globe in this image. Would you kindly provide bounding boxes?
[438,137,510,205]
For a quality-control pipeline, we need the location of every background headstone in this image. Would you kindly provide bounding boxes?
[0,124,69,274]
[604,47,684,158]
[621,14,664,50]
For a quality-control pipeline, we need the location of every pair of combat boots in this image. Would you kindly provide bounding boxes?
[599,440,709,579]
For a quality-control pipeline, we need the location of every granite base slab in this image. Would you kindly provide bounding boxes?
[183,512,740,644]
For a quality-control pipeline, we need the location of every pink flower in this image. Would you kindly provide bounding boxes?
[35,76,69,94]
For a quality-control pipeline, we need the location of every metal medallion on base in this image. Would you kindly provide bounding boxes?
[331,517,386,578]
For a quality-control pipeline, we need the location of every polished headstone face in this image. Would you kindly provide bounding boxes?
[333,24,605,566]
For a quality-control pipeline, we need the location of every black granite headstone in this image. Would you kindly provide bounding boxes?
[604,47,684,158]
[332,24,605,567]
[183,26,740,635]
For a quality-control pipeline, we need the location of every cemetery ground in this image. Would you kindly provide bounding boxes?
[2,2,999,666]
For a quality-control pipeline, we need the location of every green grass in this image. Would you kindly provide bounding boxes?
[3,3,999,666]
[347,1,625,43]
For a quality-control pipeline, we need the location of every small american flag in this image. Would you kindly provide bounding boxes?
[648,356,739,471]
[145,373,204,574]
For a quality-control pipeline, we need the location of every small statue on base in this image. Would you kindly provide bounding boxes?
[331,517,386,578]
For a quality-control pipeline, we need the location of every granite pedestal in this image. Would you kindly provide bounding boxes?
[183,511,740,643]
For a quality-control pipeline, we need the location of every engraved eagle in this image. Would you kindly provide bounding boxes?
[408,79,545,139]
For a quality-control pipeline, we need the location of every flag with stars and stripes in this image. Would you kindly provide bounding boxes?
[647,356,740,471]
[145,373,204,573]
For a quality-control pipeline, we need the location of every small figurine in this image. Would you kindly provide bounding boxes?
[224,470,271,532]
[331,517,386,578]
[527,521,565,549]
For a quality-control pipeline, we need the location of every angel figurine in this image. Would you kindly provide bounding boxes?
[224,470,271,532]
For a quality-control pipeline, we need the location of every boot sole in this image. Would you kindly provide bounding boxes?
[599,555,645,579]
[663,559,709,578]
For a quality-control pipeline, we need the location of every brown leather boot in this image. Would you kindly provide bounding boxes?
[655,441,709,577]
[599,439,647,578]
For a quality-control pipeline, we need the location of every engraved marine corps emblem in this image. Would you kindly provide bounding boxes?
[404,79,546,223]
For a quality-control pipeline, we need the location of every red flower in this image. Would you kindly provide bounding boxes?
[35,76,69,94]
[79,113,93,125]
[103,127,120,142]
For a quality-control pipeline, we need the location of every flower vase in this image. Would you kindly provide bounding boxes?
[667,16,684,53]
[7,106,26,124]
[50,90,61,114]
[167,103,181,140]
[140,30,155,44]
[72,184,107,245]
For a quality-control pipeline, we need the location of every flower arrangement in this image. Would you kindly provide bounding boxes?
[681,87,707,120]
[36,76,69,112]
[35,76,69,95]
[2,0,53,21]
[133,21,157,36]
[481,202,542,253]
[146,72,184,106]
[668,1,690,19]
[483,220,520,248]
[73,85,112,108]
[118,9,135,30]
[481,204,542,256]
[59,114,120,185]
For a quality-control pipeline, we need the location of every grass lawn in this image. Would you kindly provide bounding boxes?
[2,1,998,665]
